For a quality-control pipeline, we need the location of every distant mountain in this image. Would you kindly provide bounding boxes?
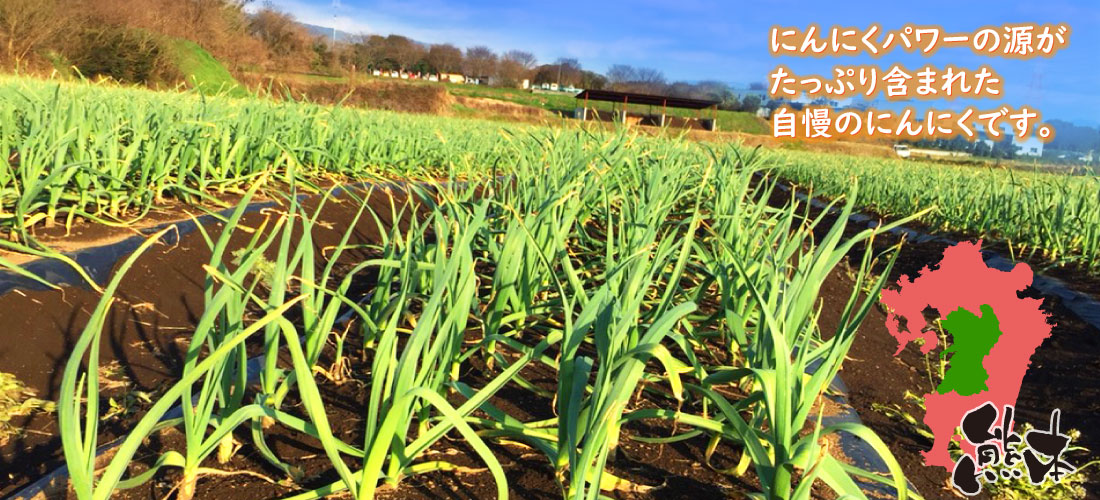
[300,22,357,43]
[297,23,430,48]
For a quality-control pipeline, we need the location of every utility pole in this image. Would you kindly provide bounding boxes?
[331,0,339,44]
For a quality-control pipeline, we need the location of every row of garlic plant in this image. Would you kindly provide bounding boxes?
[6,70,1093,274]
[0,75,520,241]
[769,149,1100,272]
[59,128,918,500]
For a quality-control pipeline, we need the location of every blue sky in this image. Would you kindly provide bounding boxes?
[268,0,1100,125]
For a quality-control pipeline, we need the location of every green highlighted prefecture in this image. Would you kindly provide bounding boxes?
[937,304,1003,396]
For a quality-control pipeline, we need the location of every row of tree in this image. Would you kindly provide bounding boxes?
[329,36,765,111]
[322,34,607,90]
[335,35,539,87]
[0,1,768,113]
[244,8,770,112]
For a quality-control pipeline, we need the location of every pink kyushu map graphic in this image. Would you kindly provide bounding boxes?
[880,241,1053,469]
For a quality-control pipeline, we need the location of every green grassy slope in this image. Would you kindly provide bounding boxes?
[164,38,248,97]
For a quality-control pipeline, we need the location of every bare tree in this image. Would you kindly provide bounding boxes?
[503,50,536,70]
[579,70,607,90]
[606,64,637,88]
[73,0,264,72]
[0,0,71,67]
[666,81,699,98]
[553,57,582,86]
[426,43,463,73]
[632,67,666,93]
[248,6,311,70]
[463,45,497,79]
[606,64,666,93]
[182,0,224,39]
[0,0,271,74]
[383,34,424,70]
[349,34,387,69]
[497,50,536,86]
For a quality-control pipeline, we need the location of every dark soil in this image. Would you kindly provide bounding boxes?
[3,180,1098,500]
[2,182,844,500]
[0,184,417,496]
[3,182,791,500]
[96,323,786,500]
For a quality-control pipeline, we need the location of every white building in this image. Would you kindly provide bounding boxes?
[979,124,1044,157]
[1015,136,1043,157]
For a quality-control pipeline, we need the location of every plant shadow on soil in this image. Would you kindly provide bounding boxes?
[0,185,408,496]
[0,183,864,500]
[4,181,1098,499]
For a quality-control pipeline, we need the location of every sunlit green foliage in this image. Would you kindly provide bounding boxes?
[770,150,1100,272]
[54,125,919,500]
